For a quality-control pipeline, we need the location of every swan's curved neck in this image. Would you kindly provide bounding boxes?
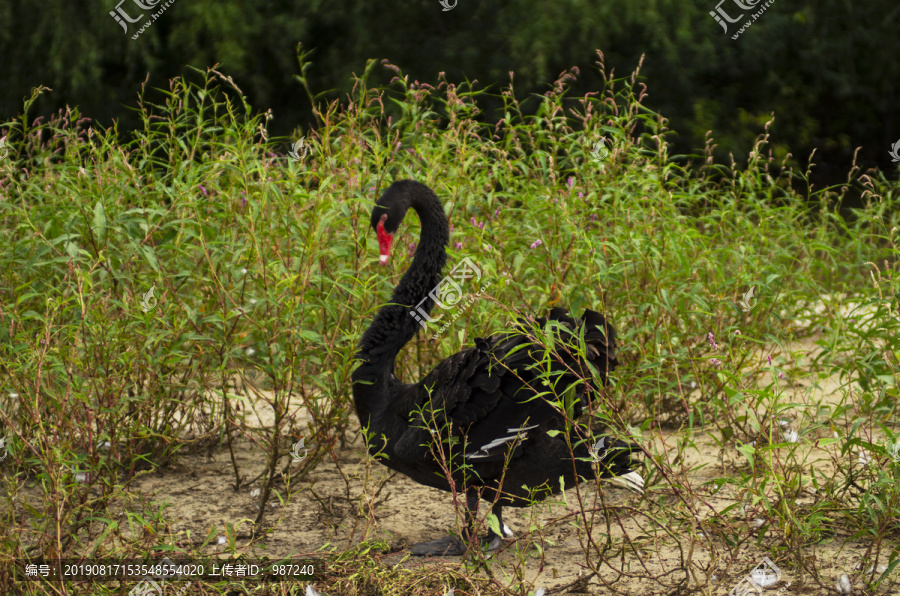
[354,190,449,380]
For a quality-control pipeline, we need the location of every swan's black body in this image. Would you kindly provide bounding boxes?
[352,180,642,556]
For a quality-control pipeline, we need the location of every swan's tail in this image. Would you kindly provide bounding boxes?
[530,306,619,386]
[534,309,640,492]
[590,436,644,493]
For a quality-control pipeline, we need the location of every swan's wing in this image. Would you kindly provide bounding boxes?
[413,308,618,464]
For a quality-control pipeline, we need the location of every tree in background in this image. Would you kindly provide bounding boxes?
[1,0,897,180]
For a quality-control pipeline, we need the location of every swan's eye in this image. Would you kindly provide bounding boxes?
[380,214,387,222]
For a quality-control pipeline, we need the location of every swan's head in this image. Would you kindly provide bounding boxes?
[373,210,394,265]
[370,182,413,265]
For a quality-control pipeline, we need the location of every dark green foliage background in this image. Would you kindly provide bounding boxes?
[1,0,898,178]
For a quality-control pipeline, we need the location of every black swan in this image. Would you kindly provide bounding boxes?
[352,180,642,556]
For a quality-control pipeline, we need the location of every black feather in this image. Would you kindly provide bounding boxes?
[352,180,642,555]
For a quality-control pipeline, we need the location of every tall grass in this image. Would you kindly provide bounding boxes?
[0,52,898,595]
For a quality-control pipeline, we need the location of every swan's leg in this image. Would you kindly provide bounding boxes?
[409,490,506,556]
[463,489,481,540]
[491,503,515,539]
[466,492,509,550]
[478,502,505,551]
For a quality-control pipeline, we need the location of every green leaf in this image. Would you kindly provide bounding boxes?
[140,245,160,273]
[485,513,502,537]
[298,330,323,343]
[721,426,734,443]
[737,443,756,465]
[513,253,524,274]
[93,201,107,244]
[723,385,743,404]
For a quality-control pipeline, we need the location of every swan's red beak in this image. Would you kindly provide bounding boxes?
[376,221,393,265]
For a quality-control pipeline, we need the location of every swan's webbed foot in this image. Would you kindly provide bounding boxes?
[410,492,511,556]
[607,470,645,494]
[409,532,503,556]
[410,535,465,556]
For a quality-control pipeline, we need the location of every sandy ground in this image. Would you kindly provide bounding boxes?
[8,305,898,595]
[103,333,897,595]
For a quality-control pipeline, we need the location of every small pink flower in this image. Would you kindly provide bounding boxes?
[707,332,718,351]
[198,184,208,196]
[530,240,542,249]
[778,372,784,379]
[578,192,583,198]
[454,242,463,249]
[767,355,772,366]
[567,176,574,189]
[710,358,722,367]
